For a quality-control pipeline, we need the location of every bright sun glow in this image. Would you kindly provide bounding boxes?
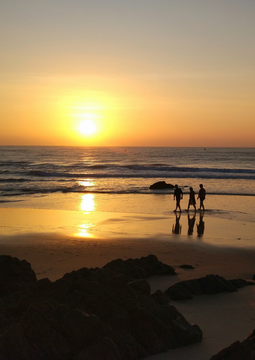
[78,119,97,135]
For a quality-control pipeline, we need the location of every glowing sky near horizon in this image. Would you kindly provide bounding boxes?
[1,1,255,147]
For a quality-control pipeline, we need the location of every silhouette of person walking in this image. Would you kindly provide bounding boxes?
[172,213,182,234]
[197,184,206,211]
[173,184,183,212]
[187,213,196,236]
[187,187,196,211]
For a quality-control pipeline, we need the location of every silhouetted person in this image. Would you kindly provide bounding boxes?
[197,213,205,237]
[173,184,183,212]
[197,184,206,211]
[187,213,196,235]
[172,213,182,234]
[187,187,196,211]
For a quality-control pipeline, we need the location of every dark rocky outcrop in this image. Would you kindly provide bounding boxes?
[149,181,174,190]
[103,254,176,279]
[179,264,195,270]
[0,255,36,296]
[210,329,255,360]
[165,274,254,301]
[0,255,202,360]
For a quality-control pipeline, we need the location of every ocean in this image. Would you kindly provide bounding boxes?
[0,146,255,220]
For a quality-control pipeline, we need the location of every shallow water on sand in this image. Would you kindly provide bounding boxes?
[0,193,254,249]
[1,192,255,222]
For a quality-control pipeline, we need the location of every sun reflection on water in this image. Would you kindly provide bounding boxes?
[78,180,94,188]
[77,223,94,238]
[80,193,95,212]
[76,193,96,238]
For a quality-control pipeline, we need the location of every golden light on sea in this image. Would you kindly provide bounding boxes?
[80,194,95,212]
[75,194,96,237]
[76,223,94,238]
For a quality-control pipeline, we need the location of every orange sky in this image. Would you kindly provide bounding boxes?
[1,1,255,147]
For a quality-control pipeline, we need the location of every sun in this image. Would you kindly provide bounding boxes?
[78,119,97,135]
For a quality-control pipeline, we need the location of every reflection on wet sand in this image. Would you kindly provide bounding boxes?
[80,194,96,212]
[77,223,95,238]
[172,213,182,234]
[197,212,205,237]
[77,194,96,237]
[172,211,206,238]
[187,213,196,236]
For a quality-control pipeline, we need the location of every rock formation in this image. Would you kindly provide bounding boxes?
[164,274,254,301]
[210,329,255,360]
[149,181,174,190]
[0,254,202,360]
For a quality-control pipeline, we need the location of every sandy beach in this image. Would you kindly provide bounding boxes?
[0,201,255,359]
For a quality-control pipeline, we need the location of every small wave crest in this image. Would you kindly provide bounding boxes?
[2,184,255,198]
[26,168,255,180]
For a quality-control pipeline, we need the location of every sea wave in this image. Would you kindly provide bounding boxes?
[0,178,28,182]
[1,185,255,197]
[24,168,255,180]
[0,161,30,167]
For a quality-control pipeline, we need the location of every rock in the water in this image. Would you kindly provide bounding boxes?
[165,274,254,301]
[149,181,174,190]
[179,264,195,269]
[210,328,255,359]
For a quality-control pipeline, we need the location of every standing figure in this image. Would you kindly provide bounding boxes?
[187,187,196,211]
[173,184,183,212]
[197,184,206,211]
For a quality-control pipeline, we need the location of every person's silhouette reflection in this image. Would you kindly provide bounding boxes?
[172,213,182,234]
[187,213,196,236]
[197,213,205,237]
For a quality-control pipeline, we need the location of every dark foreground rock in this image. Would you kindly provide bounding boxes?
[0,255,37,296]
[165,274,254,301]
[210,329,255,359]
[0,255,202,360]
[149,181,174,190]
[103,254,177,278]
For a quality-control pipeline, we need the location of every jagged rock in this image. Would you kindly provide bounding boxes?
[230,278,255,288]
[74,337,121,360]
[164,274,254,301]
[210,328,255,359]
[0,255,36,295]
[0,255,202,360]
[151,290,171,305]
[149,181,174,190]
[103,254,176,278]
[128,279,151,295]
